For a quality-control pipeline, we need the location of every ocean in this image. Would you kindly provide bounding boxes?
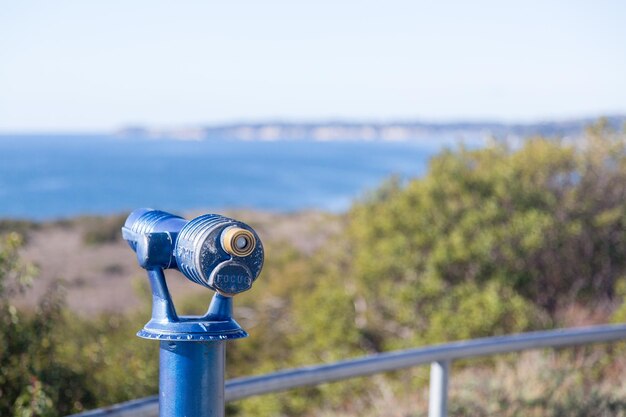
[0,135,451,220]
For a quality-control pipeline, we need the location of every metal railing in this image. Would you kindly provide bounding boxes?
[69,323,626,417]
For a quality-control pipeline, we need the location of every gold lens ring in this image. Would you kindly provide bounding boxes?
[222,227,256,257]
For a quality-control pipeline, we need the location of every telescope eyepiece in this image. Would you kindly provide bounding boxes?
[222,227,256,257]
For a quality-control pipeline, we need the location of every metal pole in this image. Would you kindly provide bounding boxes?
[159,341,225,417]
[428,360,449,417]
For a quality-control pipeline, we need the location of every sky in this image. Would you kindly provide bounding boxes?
[1,0,625,132]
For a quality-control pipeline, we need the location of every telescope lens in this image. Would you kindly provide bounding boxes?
[222,227,256,257]
[236,236,249,250]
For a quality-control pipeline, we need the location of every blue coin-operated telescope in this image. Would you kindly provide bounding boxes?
[122,208,264,417]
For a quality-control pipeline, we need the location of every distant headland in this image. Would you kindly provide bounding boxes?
[114,116,626,143]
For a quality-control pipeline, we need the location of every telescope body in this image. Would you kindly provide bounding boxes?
[122,208,263,296]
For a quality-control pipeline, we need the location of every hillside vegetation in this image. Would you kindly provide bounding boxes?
[2,120,626,416]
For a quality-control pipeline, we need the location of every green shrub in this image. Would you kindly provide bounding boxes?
[346,121,626,351]
[0,233,96,416]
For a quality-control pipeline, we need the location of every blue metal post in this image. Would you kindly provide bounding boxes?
[159,341,225,417]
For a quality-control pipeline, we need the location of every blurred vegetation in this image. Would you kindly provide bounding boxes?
[79,214,128,245]
[0,220,39,243]
[2,120,626,416]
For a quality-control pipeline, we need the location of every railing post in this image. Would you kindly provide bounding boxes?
[428,360,450,417]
